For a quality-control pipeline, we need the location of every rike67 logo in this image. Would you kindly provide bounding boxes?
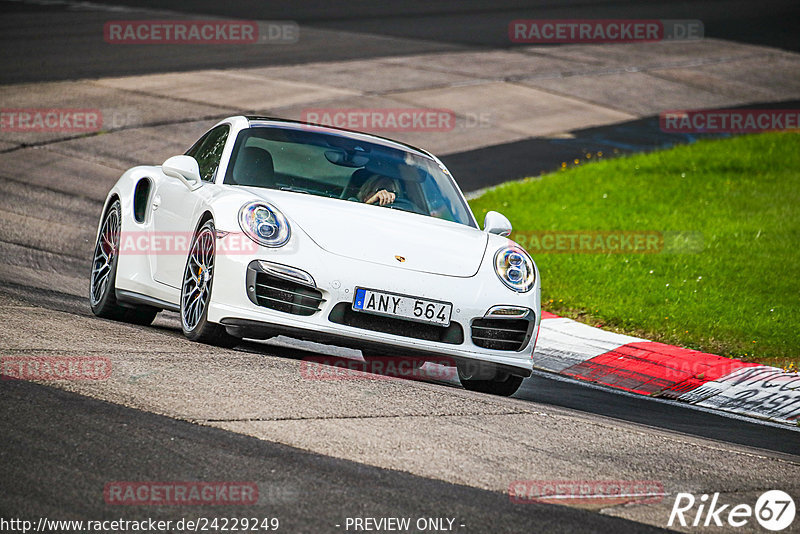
[669,490,795,531]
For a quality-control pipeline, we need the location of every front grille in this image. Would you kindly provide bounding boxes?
[246,269,324,316]
[471,318,533,351]
[328,302,463,344]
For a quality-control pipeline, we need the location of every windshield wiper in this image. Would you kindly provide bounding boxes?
[280,186,341,199]
[279,186,310,194]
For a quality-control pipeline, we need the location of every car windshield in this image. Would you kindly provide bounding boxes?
[223,126,476,227]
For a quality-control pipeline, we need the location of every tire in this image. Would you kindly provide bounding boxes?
[90,200,158,326]
[180,219,239,348]
[458,364,524,397]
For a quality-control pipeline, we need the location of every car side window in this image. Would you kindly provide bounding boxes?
[186,125,230,182]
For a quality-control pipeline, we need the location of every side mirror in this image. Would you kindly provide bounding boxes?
[484,211,512,237]
[162,155,202,190]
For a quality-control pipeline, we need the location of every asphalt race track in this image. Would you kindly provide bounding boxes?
[1,1,799,532]
[3,379,669,534]
[1,0,798,83]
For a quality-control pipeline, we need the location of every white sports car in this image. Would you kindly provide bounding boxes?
[90,116,541,396]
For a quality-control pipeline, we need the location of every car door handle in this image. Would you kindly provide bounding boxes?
[152,195,161,211]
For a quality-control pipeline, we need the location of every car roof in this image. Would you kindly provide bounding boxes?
[244,116,434,159]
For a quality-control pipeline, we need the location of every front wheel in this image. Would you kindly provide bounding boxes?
[458,363,524,397]
[90,200,158,325]
[180,219,239,348]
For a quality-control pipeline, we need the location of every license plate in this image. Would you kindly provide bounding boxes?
[352,288,452,326]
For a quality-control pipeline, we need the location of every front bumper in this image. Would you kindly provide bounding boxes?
[207,236,540,376]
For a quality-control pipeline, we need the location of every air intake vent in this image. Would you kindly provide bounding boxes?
[328,302,463,345]
[246,263,324,316]
[470,318,533,351]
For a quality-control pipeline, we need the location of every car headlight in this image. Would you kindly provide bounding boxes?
[238,201,290,248]
[494,246,535,292]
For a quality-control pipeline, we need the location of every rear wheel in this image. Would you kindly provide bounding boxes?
[180,219,239,348]
[457,363,524,397]
[90,200,158,325]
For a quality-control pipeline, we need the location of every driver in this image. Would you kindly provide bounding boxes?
[358,174,398,206]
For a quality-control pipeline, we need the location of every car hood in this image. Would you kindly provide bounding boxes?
[243,188,487,277]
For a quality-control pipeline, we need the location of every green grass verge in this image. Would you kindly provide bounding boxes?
[468,132,800,369]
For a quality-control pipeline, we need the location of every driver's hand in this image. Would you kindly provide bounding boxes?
[365,189,396,206]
